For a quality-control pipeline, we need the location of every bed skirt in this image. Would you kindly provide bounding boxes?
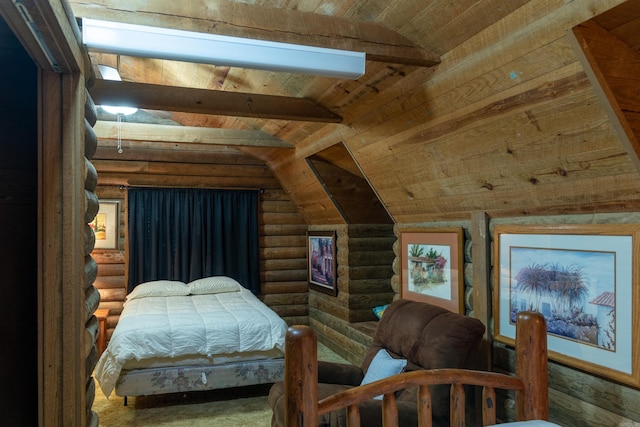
[115,358,285,397]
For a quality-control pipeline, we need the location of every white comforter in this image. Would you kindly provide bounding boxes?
[94,287,287,398]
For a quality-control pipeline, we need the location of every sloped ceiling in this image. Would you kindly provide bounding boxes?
[66,0,640,224]
[308,143,392,224]
[570,6,640,173]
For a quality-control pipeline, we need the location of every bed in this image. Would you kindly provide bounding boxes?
[94,276,288,401]
[280,311,559,426]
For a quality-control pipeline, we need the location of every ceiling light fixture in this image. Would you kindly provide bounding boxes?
[97,64,137,154]
[97,65,138,116]
[82,18,366,79]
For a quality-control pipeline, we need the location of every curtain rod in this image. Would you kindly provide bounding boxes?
[119,185,265,194]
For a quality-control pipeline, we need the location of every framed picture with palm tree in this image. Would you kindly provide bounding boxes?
[494,223,640,387]
[400,228,464,313]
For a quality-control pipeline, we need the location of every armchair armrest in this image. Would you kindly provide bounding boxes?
[318,360,364,386]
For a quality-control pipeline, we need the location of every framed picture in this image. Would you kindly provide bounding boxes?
[307,231,337,296]
[494,224,640,387]
[91,200,120,250]
[400,228,464,313]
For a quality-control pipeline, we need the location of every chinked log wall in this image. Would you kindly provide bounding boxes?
[91,148,308,341]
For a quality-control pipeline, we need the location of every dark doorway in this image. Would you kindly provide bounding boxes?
[0,15,38,426]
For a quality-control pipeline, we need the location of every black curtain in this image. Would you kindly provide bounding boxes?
[128,187,260,294]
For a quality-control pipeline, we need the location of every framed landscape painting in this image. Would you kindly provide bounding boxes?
[307,231,337,296]
[494,223,640,387]
[400,228,464,313]
[91,200,120,249]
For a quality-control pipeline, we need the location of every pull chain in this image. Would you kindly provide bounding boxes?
[117,113,123,154]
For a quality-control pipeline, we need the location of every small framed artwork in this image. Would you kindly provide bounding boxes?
[307,231,337,296]
[91,200,120,250]
[400,228,464,313]
[494,223,640,387]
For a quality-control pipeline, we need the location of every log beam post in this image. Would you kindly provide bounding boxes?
[285,326,318,427]
[515,311,549,421]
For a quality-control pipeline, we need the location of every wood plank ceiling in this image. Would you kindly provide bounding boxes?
[69,0,640,223]
[70,0,525,150]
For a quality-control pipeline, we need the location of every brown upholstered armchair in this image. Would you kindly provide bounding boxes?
[268,299,486,427]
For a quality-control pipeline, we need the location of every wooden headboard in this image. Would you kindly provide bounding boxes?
[283,311,549,426]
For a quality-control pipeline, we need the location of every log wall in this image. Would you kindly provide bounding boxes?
[309,224,395,364]
[91,146,309,341]
[388,215,640,425]
[84,86,101,427]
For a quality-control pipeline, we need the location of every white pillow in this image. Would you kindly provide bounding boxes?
[360,349,407,400]
[188,276,242,295]
[126,280,189,302]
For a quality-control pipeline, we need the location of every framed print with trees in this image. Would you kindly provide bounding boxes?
[494,223,640,387]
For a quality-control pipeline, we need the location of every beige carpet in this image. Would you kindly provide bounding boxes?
[93,342,349,427]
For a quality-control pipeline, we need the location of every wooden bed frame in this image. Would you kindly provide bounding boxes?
[283,311,549,426]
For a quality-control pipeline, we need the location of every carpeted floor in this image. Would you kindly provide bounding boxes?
[93,342,349,426]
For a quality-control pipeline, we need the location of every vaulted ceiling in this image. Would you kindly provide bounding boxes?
[70,0,640,224]
[6,0,640,224]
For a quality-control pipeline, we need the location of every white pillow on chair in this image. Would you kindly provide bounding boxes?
[360,349,407,400]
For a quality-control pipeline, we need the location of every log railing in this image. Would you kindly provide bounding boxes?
[284,311,548,427]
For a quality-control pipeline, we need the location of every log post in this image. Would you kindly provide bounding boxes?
[450,383,466,426]
[515,311,549,421]
[285,326,318,427]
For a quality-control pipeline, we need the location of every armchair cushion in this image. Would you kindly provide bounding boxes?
[318,360,363,386]
[362,299,484,372]
[360,299,485,417]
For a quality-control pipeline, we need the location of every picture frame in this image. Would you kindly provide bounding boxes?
[494,223,640,387]
[91,200,120,250]
[307,231,337,296]
[400,228,464,313]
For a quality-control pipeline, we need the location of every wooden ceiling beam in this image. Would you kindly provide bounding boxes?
[89,80,342,122]
[93,121,294,148]
[69,0,439,67]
